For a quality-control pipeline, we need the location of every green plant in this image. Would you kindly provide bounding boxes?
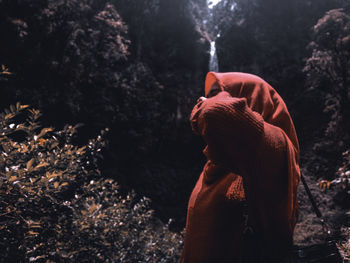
[333,150,350,261]
[0,103,183,262]
[338,227,350,261]
[335,150,350,187]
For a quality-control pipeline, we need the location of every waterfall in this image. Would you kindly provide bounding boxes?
[209,40,219,72]
[208,0,221,9]
[207,0,222,72]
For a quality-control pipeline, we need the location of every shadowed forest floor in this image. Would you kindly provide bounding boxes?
[294,147,350,260]
[294,169,347,245]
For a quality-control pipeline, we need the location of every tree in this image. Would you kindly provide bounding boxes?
[303,8,350,178]
[212,0,344,102]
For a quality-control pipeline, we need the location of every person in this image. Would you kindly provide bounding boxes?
[180,72,300,263]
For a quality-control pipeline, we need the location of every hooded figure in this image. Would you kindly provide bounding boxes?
[180,72,300,263]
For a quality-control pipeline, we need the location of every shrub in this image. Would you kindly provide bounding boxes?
[338,226,350,261]
[0,103,183,262]
[302,8,350,260]
[304,8,350,142]
[301,8,350,180]
[333,149,350,261]
[334,150,350,199]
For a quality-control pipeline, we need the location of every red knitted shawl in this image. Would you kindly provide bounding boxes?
[205,72,300,230]
[180,72,300,263]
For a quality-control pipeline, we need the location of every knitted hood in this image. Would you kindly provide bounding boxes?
[205,71,300,232]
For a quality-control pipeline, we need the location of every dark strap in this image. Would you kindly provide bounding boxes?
[300,172,323,218]
[300,172,334,237]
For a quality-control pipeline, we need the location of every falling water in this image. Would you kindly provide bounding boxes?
[207,0,222,72]
[209,40,219,72]
[208,0,221,9]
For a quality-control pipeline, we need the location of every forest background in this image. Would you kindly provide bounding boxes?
[0,0,350,262]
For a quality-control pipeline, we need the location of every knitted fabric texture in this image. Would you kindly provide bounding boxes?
[180,72,300,263]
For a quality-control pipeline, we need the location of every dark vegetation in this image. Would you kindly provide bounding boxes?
[0,103,182,261]
[0,0,350,261]
[0,0,209,230]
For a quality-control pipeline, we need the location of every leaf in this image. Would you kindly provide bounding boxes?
[46,171,62,179]
[80,224,89,230]
[50,142,59,150]
[27,220,41,228]
[60,182,68,187]
[20,105,29,110]
[34,162,50,170]
[37,128,53,139]
[28,231,39,235]
[1,71,12,75]
[9,176,17,182]
[29,255,46,261]
[1,143,9,153]
[26,158,34,171]
[10,105,15,113]
[53,182,59,188]
[76,146,86,154]
[29,224,41,228]
[88,203,99,213]
[38,138,46,146]
[10,141,19,149]
[19,144,28,153]
[4,113,15,120]
[99,214,107,219]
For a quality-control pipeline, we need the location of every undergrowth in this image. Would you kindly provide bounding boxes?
[0,103,183,262]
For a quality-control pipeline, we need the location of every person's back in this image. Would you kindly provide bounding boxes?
[180,72,300,263]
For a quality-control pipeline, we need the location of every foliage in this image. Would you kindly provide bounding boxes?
[304,8,350,140]
[0,0,130,122]
[333,150,350,204]
[0,0,165,143]
[0,103,183,262]
[302,8,350,179]
[0,0,210,231]
[211,0,345,101]
[339,227,350,261]
[113,0,210,119]
[302,8,350,260]
[333,149,350,260]
[0,0,209,140]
